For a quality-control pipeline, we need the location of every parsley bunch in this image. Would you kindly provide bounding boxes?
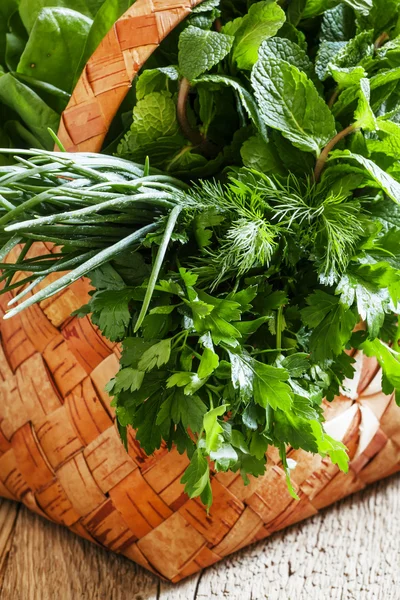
[2,0,400,507]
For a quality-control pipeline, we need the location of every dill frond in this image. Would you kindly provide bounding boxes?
[215,217,278,284]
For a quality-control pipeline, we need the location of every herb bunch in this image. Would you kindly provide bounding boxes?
[2,0,400,507]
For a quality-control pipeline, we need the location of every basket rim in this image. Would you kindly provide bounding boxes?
[56,0,205,154]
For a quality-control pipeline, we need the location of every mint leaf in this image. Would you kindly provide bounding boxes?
[136,66,179,100]
[333,30,374,69]
[303,0,372,19]
[330,65,366,89]
[331,150,400,203]
[178,26,234,82]
[367,118,400,158]
[354,78,377,130]
[118,91,179,158]
[320,4,356,42]
[259,38,319,86]
[252,57,336,155]
[229,0,286,70]
[315,41,347,80]
[241,133,284,174]
[197,74,268,141]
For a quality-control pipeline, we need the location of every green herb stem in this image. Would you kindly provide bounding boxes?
[177,78,203,147]
[314,125,357,182]
[4,223,158,319]
[135,205,182,332]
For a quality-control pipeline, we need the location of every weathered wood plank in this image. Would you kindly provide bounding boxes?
[0,474,399,600]
[0,500,158,600]
[0,500,19,585]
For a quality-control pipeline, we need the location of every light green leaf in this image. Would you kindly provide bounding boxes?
[178,25,234,82]
[360,338,400,391]
[310,421,349,472]
[354,78,377,130]
[124,91,179,147]
[204,405,227,453]
[229,0,286,70]
[229,350,293,411]
[19,0,98,32]
[112,368,145,394]
[330,65,366,89]
[367,118,400,158]
[138,339,171,372]
[198,347,219,379]
[251,57,336,155]
[330,150,400,203]
[240,134,284,174]
[181,449,211,501]
[136,66,180,101]
[337,263,395,338]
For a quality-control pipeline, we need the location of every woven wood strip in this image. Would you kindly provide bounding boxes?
[58,0,204,153]
[0,243,399,582]
[0,0,398,584]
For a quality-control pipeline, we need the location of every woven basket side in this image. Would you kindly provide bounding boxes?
[57,0,204,153]
[3,0,400,583]
[0,244,399,582]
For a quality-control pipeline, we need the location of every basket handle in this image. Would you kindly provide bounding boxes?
[57,0,204,153]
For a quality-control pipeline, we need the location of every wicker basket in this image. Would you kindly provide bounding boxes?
[0,0,399,583]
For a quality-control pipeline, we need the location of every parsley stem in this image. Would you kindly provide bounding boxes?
[252,347,292,355]
[314,124,356,182]
[276,305,283,350]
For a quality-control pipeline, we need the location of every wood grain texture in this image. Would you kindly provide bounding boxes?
[0,474,399,599]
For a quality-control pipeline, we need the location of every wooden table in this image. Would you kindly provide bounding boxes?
[0,475,398,600]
